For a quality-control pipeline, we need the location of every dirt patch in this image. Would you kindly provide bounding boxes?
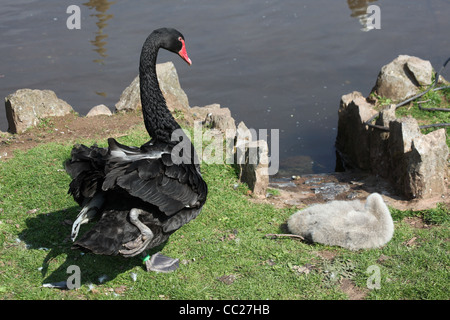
[339,278,369,300]
[314,250,339,261]
[0,111,145,160]
[403,217,432,229]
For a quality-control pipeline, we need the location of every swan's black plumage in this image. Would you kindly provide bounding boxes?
[65,28,207,258]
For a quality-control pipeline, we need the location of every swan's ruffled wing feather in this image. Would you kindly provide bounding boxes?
[102,147,206,216]
[65,144,109,205]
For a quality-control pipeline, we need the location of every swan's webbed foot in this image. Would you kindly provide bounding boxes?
[144,252,179,273]
[119,208,153,257]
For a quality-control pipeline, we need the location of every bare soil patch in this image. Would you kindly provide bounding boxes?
[0,111,145,160]
[339,278,369,300]
[403,216,432,229]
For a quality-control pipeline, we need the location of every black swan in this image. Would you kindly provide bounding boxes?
[65,28,207,271]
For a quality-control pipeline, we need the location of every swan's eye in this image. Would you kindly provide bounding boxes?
[178,36,183,42]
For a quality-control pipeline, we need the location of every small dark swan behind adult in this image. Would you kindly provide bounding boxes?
[65,28,207,271]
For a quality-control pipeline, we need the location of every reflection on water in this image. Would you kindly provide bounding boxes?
[347,0,378,17]
[83,0,116,65]
[347,0,378,31]
[82,0,116,97]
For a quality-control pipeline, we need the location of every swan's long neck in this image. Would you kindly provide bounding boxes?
[139,37,181,143]
[366,194,394,227]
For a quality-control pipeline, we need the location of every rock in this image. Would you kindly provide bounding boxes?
[409,129,448,198]
[335,91,378,170]
[234,121,255,166]
[232,121,269,196]
[336,57,449,199]
[5,89,73,134]
[205,110,236,137]
[336,93,449,199]
[86,104,112,117]
[115,61,193,123]
[312,182,350,201]
[192,104,237,167]
[235,121,254,141]
[191,103,237,137]
[385,117,421,195]
[191,105,268,195]
[156,62,190,114]
[368,104,396,175]
[238,139,269,197]
[372,55,433,101]
[388,117,422,156]
[115,75,140,113]
[388,118,448,198]
[191,103,221,120]
[405,57,433,86]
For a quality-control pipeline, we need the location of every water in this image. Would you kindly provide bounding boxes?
[1,0,449,176]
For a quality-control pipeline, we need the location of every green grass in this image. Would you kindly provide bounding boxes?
[393,87,450,147]
[0,125,449,300]
[397,88,450,146]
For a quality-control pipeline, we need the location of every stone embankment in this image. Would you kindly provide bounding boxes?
[335,55,449,201]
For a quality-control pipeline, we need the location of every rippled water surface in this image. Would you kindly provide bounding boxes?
[1,0,449,175]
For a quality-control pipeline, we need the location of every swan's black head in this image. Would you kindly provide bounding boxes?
[152,28,192,65]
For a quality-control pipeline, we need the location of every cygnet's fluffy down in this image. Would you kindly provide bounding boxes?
[287,193,394,250]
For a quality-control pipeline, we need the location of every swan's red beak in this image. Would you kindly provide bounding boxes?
[178,39,192,65]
